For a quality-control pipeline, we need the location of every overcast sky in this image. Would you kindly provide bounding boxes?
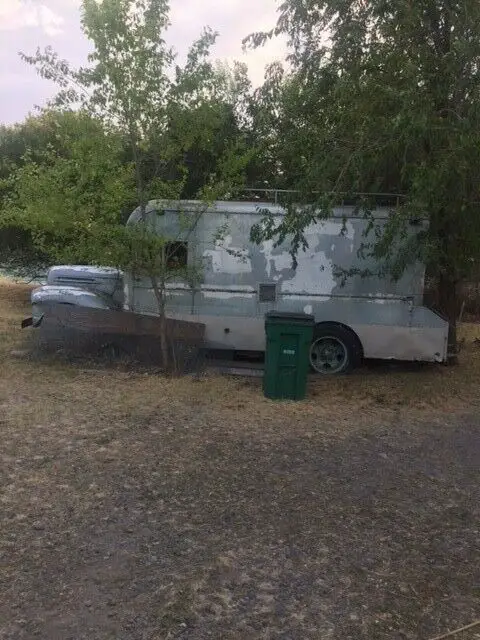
[0,0,286,125]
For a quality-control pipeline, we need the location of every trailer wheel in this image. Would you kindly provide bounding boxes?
[309,323,362,375]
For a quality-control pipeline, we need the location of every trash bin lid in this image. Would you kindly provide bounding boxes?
[265,311,315,325]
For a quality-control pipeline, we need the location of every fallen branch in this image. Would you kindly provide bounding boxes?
[429,620,480,640]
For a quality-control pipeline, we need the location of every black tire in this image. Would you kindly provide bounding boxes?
[309,323,363,375]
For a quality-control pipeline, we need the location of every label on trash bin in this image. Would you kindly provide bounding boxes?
[282,349,296,356]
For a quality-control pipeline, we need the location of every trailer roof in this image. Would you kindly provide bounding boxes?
[127,200,396,224]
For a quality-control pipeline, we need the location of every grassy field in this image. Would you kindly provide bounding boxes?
[2,277,480,422]
[0,279,479,639]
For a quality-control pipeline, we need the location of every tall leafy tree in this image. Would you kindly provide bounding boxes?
[0,111,134,275]
[2,112,135,266]
[247,0,480,347]
[16,0,252,367]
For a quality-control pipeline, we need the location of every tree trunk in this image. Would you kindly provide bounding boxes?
[158,309,169,372]
[129,132,172,370]
[151,276,169,372]
[437,271,458,358]
[430,208,458,358]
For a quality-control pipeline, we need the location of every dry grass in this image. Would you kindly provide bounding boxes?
[0,277,32,350]
[1,279,479,640]
[2,277,480,431]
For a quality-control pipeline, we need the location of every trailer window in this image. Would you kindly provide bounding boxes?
[166,242,188,269]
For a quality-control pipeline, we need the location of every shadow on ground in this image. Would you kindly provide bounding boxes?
[1,408,478,640]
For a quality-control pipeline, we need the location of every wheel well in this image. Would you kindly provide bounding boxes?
[313,322,364,359]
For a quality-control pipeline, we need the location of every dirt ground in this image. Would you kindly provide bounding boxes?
[0,280,479,640]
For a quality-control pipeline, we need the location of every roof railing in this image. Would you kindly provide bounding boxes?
[232,187,406,207]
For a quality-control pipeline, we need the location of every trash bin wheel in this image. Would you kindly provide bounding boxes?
[309,323,362,375]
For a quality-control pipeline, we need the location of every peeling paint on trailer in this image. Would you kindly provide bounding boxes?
[281,250,336,294]
[123,200,449,363]
[203,235,252,275]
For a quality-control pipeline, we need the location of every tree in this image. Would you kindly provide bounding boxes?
[17,0,252,368]
[247,0,480,349]
[0,111,135,276]
[2,112,135,266]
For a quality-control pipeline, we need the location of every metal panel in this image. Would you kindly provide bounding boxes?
[166,311,448,362]
[128,202,426,302]
[354,325,448,362]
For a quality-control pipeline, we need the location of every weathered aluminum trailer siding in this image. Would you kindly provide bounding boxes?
[126,201,448,362]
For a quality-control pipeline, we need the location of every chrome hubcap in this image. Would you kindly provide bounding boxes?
[310,336,348,374]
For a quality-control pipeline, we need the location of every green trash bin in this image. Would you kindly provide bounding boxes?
[264,311,315,400]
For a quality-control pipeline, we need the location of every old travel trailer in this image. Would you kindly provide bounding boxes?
[29,199,449,374]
